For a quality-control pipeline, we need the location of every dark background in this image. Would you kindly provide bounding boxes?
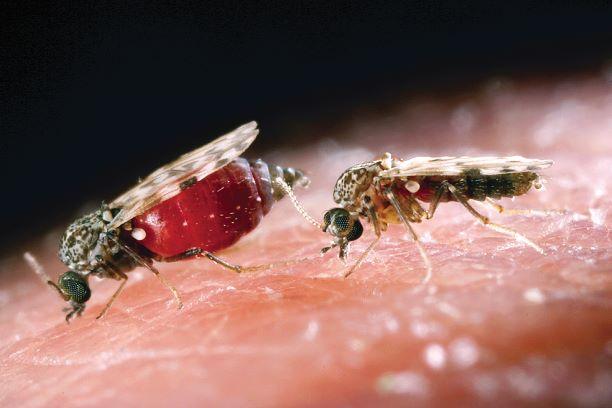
[2,1,612,251]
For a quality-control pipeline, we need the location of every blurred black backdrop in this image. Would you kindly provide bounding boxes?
[2,1,612,251]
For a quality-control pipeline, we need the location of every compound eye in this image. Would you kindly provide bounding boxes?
[332,211,352,233]
[323,208,348,231]
[58,271,91,304]
[346,219,363,241]
[323,208,360,239]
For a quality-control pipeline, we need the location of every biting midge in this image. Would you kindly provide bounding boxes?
[315,153,554,279]
[26,122,310,322]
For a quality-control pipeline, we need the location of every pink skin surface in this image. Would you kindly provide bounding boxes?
[1,73,611,407]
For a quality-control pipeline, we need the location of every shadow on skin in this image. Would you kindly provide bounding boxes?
[1,74,611,406]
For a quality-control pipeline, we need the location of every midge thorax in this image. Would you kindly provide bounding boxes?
[317,153,554,279]
[27,122,310,322]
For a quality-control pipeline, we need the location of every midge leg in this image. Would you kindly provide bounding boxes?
[96,271,128,320]
[384,189,433,284]
[320,242,339,255]
[439,182,545,254]
[364,196,383,237]
[204,252,268,273]
[343,236,381,278]
[343,200,382,278]
[160,247,314,273]
[63,302,85,322]
[482,198,567,217]
[425,183,448,220]
[107,234,183,310]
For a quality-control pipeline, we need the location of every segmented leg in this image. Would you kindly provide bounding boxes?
[161,247,256,272]
[343,199,383,278]
[96,271,128,319]
[158,248,204,262]
[202,251,263,273]
[344,236,380,278]
[321,242,339,255]
[107,234,183,309]
[426,182,448,219]
[63,301,85,322]
[206,251,322,273]
[162,247,316,273]
[483,198,567,217]
[441,182,545,254]
[364,196,382,236]
[384,189,433,284]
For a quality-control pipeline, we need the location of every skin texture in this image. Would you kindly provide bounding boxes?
[1,73,611,407]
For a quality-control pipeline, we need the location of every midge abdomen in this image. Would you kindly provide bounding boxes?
[413,169,539,203]
[130,157,305,257]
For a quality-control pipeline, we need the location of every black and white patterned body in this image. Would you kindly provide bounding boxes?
[323,153,553,278]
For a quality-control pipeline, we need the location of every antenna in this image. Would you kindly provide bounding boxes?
[273,177,322,230]
[23,252,53,285]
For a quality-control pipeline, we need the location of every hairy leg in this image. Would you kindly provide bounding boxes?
[481,197,568,217]
[96,271,128,319]
[440,181,545,254]
[384,188,433,284]
[161,247,316,274]
[109,235,183,310]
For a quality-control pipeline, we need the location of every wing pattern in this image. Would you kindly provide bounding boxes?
[108,121,259,229]
[379,156,553,178]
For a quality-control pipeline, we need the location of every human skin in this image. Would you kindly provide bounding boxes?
[1,73,611,407]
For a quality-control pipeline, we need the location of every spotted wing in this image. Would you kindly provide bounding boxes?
[379,156,553,178]
[107,121,259,230]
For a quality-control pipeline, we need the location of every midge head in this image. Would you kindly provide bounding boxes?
[23,253,93,322]
[321,208,363,260]
[49,271,92,322]
[54,271,92,303]
[28,203,128,322]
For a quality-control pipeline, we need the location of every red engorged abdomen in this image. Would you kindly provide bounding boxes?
[131,158,274,258]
